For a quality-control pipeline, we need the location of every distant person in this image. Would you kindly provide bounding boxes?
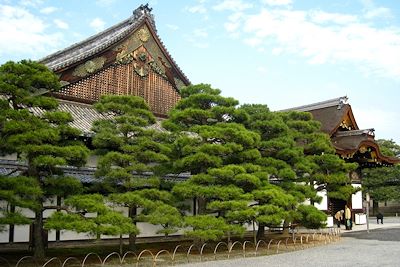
[334,210,344,228]
[345,205,352,230]
[376,212,383,224]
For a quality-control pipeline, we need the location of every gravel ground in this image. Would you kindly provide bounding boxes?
[177,217,400,267]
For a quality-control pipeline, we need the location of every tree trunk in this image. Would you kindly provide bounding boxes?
[372,200,378,216]
[119,234,123,255]
[197,197,207,215]
[227,232,232,249]
[252,220,257,245]
[33,210,45,261]
[282,220,290,236]
[256,222,265,240]
[128,206,137,251]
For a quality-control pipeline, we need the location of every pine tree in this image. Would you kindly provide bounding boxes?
[362,139,400,214]
[239,104,308,237]
[92,95,179,249]
[0,60,89,259]
[278,110,357,232]
[165,84,260,243]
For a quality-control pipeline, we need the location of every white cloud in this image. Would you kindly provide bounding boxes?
[364,7,392,19]
[310,10,358,24]
[53,19,68,30]
[89,18,106,32]
[193,28,208,38]
[262,0,292,6]
[187,4,207,14]
[166,24,179,31]
[213,0,252,12]
[95,0,116,6]
[257,66,268,74]
[240,8,400,79]
[40,6,57,14]
[19,0,44,7]
[0,4,63,58]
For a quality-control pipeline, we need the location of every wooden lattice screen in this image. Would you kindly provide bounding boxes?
[54,62,181,116]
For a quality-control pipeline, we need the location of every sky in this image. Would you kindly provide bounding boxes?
[0,0,399,144]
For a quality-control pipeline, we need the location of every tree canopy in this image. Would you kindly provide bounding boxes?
[362,139,400,212]
[91,95,181,249]
[0,60,89,259]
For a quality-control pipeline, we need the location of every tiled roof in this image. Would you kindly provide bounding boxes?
[279,96,358,135]
[38,4,190,85]
[279,96,348,112]
[39,5,154,71]
[281,96,399,165]
[0,159,189,183]
[30,99,165,135]
[332,130,400,165]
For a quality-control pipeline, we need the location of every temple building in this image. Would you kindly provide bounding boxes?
[281,96,400,222]
[0,4,399,244]
[39,4,190,124]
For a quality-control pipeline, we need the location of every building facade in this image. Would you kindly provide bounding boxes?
[1,5,399,244]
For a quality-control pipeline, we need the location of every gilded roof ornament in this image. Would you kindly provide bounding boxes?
[137,28,150,42]
[72,57,106,77]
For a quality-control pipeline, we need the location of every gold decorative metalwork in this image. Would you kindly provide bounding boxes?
[132,46,153,77]
[114,24,182,87]
[137,28,150,42]
[72,57,106,77]
[359,146,367,153]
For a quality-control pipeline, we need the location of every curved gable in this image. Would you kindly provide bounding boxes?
[39,5,190,117]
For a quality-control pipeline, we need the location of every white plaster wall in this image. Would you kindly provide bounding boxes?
[43,197,57,218]
[351,184,363,210]
[17,207,35,219]
[60,230,91,241]
[0,197,207,243]
[48,230,56,242]
[314,189,328,210]
[0,153,17,160]
[0,225,9,243]
[326,216,334,227]
[14,225,30,242]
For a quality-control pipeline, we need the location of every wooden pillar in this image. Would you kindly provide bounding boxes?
[55,196,61,242]
[8,205,15,243]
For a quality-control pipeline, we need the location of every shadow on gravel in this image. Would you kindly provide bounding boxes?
[342,227,400,242]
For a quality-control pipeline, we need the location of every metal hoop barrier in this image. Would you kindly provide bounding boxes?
[153,250,172,267]
[227,241,242,259]
[267,239,274,254]
[186,244,198,263]
[42,257,62,267]
[171,245,182,262]
[102,252,122,266]
[285,237,290,251]
[242,241,255,258]
[16,256,38,267]
[81,253,102,267]
[300,235,304,249]
[61,257,80,267]
[255,240,268,256]
[136,250,155,267]
[0,257,10,267]
[292,237,297,250]
[213,242,229,260]
[121,251,138,265]
[276,240,282,254]
[199,243,208,262]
